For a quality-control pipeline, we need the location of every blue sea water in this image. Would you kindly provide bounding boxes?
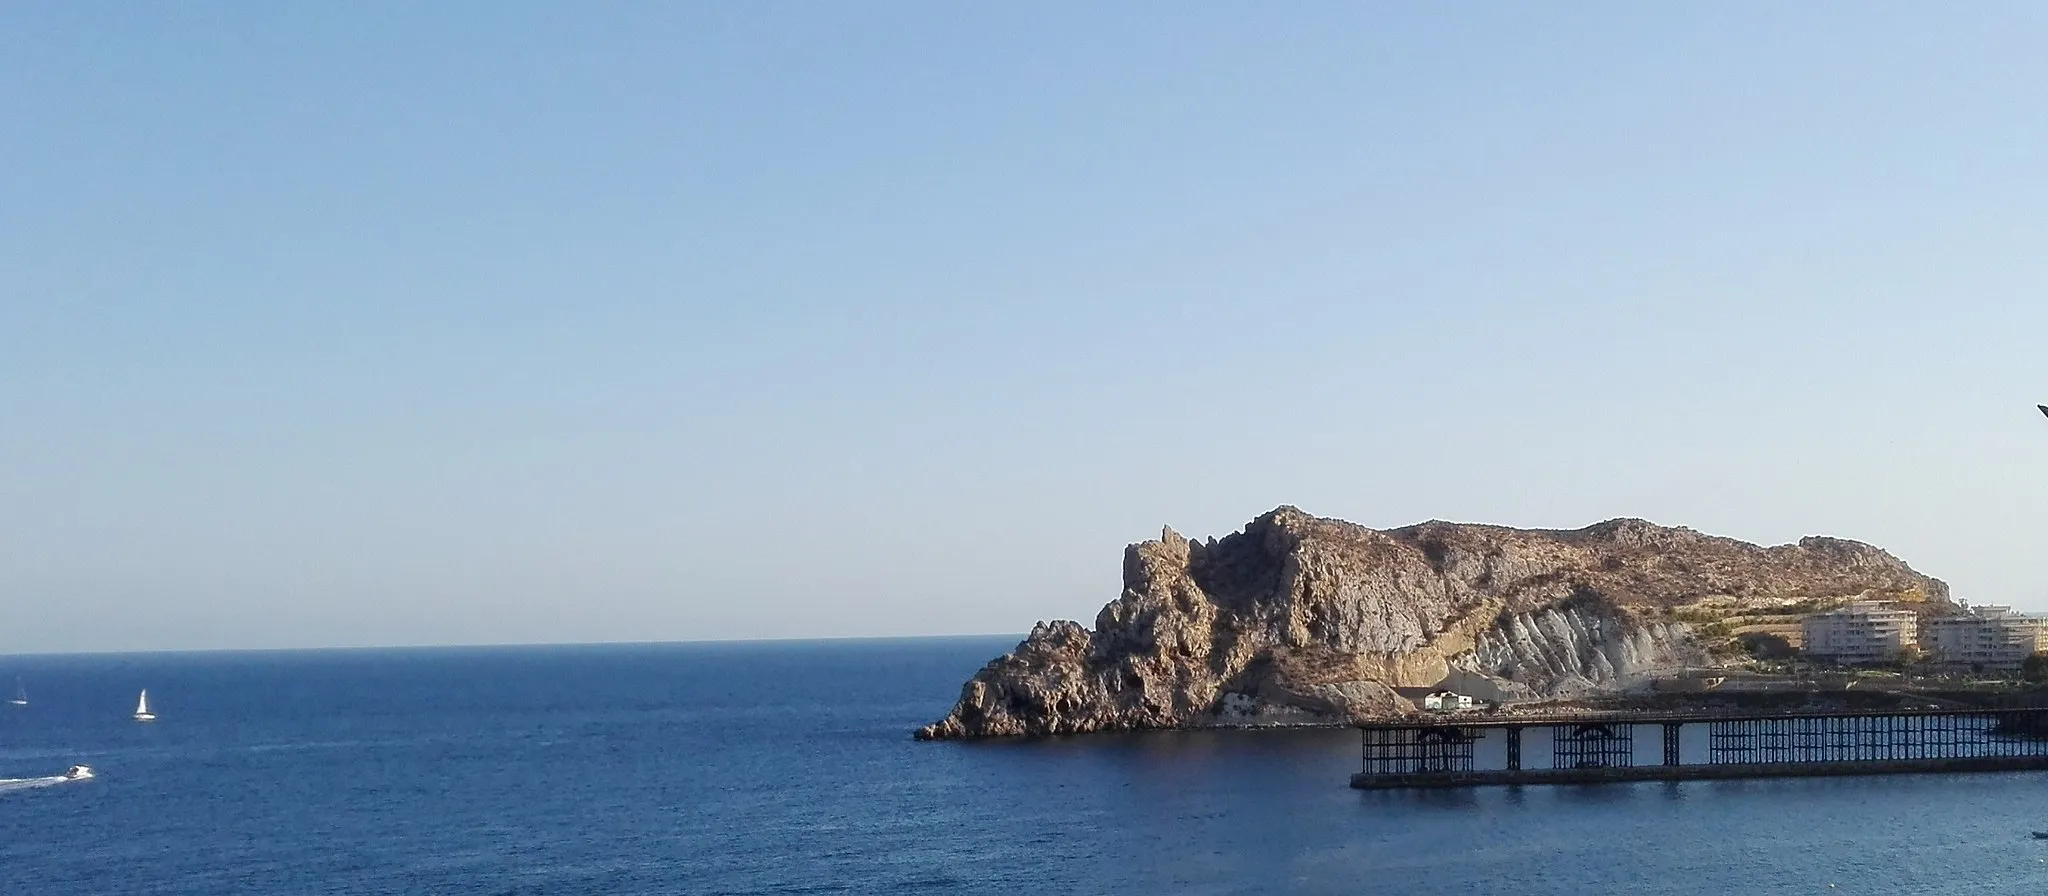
[2,636,2046,895]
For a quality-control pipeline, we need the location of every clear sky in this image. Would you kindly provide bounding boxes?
[5,4,2048,653]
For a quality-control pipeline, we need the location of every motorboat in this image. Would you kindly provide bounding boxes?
[63,765,94,780]
[2032,831,2048,840]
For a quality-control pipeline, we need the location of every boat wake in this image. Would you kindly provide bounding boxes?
[0,775,75,794]
[0,767,94,794]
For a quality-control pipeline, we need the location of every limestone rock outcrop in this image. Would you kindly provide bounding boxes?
[916,507,1949,739]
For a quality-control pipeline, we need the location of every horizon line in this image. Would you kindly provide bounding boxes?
[0,631,1028,660]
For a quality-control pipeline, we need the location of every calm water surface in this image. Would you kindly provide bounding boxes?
[2,637,2045,894]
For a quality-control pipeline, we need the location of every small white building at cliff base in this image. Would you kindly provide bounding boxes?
[1421,691,1473,712]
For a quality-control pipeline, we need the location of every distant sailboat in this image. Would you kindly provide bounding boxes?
[133,689,155,722]
[7,679,24,706]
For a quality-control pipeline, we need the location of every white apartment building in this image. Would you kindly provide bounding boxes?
[1801,602,1918,664]
[1921,605,2048,670]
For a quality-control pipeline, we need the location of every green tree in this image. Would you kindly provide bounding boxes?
[2021,652,2048,683]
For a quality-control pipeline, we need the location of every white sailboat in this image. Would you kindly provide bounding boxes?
[133,689,155,722]
[7,679,24,706]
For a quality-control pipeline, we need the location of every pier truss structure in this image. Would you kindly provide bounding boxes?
[1352,705,2048,789]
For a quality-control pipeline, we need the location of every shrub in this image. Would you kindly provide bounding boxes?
[2022,652,2048,683]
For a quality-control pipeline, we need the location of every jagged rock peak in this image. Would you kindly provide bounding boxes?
[916,507,1951,740]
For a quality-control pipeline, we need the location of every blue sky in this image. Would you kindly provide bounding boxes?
[5,4,2048,652]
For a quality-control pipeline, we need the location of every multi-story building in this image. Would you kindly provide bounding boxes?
[1801,602,1918,664]
[1921,605,2048,671]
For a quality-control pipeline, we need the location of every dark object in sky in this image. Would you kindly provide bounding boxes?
[2039,405,2048,419]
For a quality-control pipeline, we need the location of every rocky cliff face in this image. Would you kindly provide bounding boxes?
[917,507,1950,739]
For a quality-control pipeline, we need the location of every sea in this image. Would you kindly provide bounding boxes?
[2,636,2045,895]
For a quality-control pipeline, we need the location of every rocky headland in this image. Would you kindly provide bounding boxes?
[917,506,1951,739]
